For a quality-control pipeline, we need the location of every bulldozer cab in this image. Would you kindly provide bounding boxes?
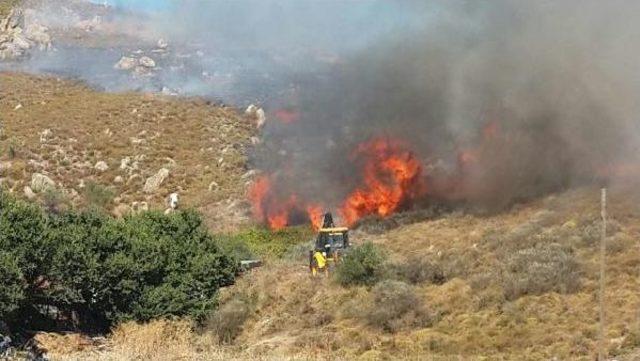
[315,227,350,254]
[309,212,350,275]
[314,212,349,254]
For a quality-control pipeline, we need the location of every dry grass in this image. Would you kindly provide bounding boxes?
[5,69,640,359]
[0,0,20,17]
[33,185,640,360]
[0,72,255,229]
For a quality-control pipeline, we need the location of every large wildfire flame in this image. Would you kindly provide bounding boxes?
[248,136,425,229]
[339,137,425,226]
[248,175,324,230]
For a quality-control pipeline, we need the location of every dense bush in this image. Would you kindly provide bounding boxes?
[335,242,387,287]
[502,243,581,300]
[0,193,238,331]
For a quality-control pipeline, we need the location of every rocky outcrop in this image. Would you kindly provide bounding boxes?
[0,9,51,61]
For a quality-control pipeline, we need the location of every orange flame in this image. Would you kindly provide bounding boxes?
[274,108,300,124]
[248,175,325,230]
[306,204,324,231]
[248,175,271,222]
[339,137,424,226]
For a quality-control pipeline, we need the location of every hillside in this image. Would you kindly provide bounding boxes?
[4,1,640,360]
[34,184,640,360]
[0,72,256,230]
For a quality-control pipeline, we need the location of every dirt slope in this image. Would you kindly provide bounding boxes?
[0,72,255,229]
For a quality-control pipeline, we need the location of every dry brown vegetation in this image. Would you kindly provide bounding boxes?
[37,185,640,360]
[0,0,21,17]
[3,53,640,361]
[0,72,255,230]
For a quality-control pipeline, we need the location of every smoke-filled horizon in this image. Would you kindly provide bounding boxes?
[6,0,640,225]
[250,0,640,225]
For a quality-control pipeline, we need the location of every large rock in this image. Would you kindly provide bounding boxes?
[31,173,55,192]
[94,161,109,172]
[23,186,36,200]
[256,108,266,129]
[157,38,168,49]
[139,56,156,68]
[0,9,51,61]
[112,203,132,218]
[143,168,169,193]
[114,56,137,70]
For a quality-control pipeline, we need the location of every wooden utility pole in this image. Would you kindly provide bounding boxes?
[598,187,607,361]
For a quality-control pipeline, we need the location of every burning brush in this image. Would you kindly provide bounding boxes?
[248,136,426,229]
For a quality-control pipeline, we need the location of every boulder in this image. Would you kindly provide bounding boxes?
[39,129,52,143]
[131,201,149,213]
[94,161,109,172]
[31,173,55,192]
[139,56,156,68]
[245,104,257,115]
[143,168,169,193]
[114,56,137,70]
[23,186,36,200]
[167,192,179,210]
[119,157,131,170]
[256,108,266,129]
[112,203,132,218]
[157,38,168,49]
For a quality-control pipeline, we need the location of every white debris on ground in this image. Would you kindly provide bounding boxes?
[0,9,51,60]
[164,192,179,214]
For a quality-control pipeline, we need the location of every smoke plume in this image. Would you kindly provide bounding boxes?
[250,0,640,225]
[5,0,640,225]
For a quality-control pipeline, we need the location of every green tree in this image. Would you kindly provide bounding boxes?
[0,194,239,331]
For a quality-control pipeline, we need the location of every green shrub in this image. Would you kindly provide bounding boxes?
[335,242,387,287]
[0,253,25,316]
[0,193,239,331]
[219,226,312,260]
[502,243,581,300]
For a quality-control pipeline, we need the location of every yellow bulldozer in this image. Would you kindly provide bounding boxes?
[309,212,350,275]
